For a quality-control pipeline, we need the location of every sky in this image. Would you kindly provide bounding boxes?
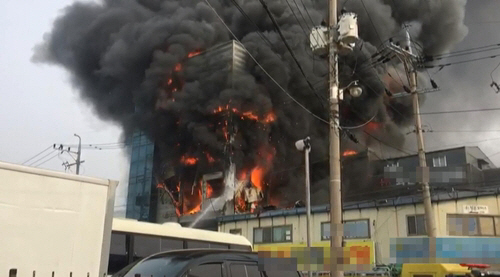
[1,0,500,217]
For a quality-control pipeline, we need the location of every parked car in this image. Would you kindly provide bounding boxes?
[112,249,303,277]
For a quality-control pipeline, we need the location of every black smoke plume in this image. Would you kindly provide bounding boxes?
[34,0,468,206]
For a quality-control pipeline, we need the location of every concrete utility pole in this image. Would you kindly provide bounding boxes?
[328,0,343,276]
[410,72,437,237]
[388,31,437,237]
[74,134,82,175]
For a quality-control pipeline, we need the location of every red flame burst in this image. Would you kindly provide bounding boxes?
[343,150,358,157]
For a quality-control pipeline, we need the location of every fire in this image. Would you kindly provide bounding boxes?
[250,167,266,191]
[174,63,182,72]
[185,187,202,215]
[262,112,276,123]
[188,50,202,58]
[213,105,276,124]
[205,152,215,164]
[176,183,180,192]
[343,150,358,157]
[180,155,198,165]
[364,121,381,133]
[167,78,173,85]
[206,183,214,198]
[241,111,259,121]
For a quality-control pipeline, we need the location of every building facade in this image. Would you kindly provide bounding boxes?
[125,131,156,221]
[218,189,500,265]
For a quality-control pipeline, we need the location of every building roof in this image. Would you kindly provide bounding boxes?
[217,185,500,223]
[379,146,490,162]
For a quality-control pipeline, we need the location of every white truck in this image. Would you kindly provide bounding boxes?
[0,161,118,277]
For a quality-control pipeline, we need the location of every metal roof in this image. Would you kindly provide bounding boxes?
[217,186,500,223]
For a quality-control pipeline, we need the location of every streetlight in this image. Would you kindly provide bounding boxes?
[295,136,312,277]
[339,80,363,99]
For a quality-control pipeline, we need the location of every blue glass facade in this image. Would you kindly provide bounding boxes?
[126,131,156,221]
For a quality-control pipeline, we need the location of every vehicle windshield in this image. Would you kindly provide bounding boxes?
[112,255,190,277]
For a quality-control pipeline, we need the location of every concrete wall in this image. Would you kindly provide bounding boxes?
[219,194,500,264]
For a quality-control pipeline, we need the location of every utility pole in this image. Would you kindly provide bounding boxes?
[74,134,82,175]
[387,31,437,237]
[328,0,343,276]
[410,73,437,237]
[55,134,84,175]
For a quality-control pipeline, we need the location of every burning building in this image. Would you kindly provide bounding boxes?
[35,0,470,228]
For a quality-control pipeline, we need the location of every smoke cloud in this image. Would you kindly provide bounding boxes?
[34,0,468,206]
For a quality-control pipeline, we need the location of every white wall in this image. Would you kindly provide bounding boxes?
[0,162,118,277]
[219,194,500,264]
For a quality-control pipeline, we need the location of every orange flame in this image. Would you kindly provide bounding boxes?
[174,63,182,72]
[176,182,180,192]
[250,167,266,191]
[343,150,358,157]
[188,50,202,58]
[213,105,276,124]
[180,155,198,165]
[167,78,173,85]
[364,122,381,133]
[205,152,215,164]
[206,183,214,198]
[185,187,202,215]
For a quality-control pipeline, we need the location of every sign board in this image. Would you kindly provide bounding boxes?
[463,205,488,214]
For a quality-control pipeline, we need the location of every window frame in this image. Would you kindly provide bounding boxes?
[447,213,500,237]
[432,155,447,167]
[320,219,371,240]
[407,214,427,236]
[230,228,242,235]
[253,225,293,244]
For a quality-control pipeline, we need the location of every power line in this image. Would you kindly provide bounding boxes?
[359,0,406,86]
[419,107,500,115]
[420,53,500,69]
[32,152,59,168]
[21,145,53,165]
[26,149,57,167]
[203,0,329,125]
[257,0,328,107]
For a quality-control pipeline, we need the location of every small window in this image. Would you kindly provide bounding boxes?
[133,235,161,260]
[321,220,370,240]
[188,263,223,277]
[186,240,210,249]
[386,162,399,167]
[407,215,427,236]
[160,238,184,252]
[230,228,242,235]
[344,220,370,239]
[209,242,229,249]
[448,214,499,236]
[108,233,129,274]
[432,155,447,167]
[229,244,252,251]
[253,225,292,244]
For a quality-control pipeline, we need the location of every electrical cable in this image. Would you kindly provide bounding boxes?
[26,149,57,167]
[360,0,406,86]
[418,107,500,115]
[32,152,60,168]
[490,59,500,81]
[203,0,329,124]
[258,0,328,106]
[21,145,53,165]
[420,53,500,69]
